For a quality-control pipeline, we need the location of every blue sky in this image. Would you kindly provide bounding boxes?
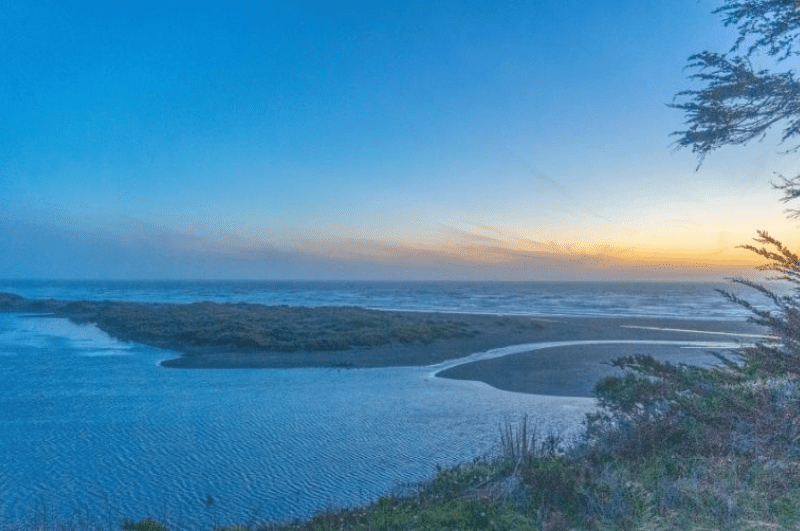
[2,0,797,280]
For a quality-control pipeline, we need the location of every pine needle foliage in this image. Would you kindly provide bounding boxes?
[671,0,800,161]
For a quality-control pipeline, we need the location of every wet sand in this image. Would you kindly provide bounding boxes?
[433,316,769,397]
[164,315,769,397]
[437,341,744,397]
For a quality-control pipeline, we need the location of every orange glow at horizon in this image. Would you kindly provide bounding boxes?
[238,232,779,279]
[202,207,800,279]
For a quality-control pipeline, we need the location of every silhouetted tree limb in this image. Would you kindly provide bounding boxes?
[773,173,800,217]
[716,0,800,59]
[671,1,800,161]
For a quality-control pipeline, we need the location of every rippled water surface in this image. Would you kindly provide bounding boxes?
[0,312,593,529]
[0,280,775,528]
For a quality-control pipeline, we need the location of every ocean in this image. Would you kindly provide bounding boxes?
[0,279,774,319]
[0,280,777,529]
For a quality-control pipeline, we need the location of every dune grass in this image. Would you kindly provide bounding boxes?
[0,293,484,354]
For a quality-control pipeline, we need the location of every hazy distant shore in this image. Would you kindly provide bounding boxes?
[0,291,767,395]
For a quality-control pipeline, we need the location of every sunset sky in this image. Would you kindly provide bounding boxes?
[2,0,799,280]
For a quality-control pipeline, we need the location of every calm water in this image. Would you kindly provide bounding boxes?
[0,280,776,529]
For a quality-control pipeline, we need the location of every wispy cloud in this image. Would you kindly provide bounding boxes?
[509,152,611,223]
[0,210,765,280]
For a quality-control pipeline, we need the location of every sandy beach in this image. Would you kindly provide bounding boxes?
[162,314,768,397]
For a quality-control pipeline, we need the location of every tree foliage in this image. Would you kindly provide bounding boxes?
[587,0,800,469]
[670,0,800,353]
[671,0,800,160]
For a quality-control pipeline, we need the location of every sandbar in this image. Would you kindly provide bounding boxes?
[0,292,769,397]
[164,315,767,399]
